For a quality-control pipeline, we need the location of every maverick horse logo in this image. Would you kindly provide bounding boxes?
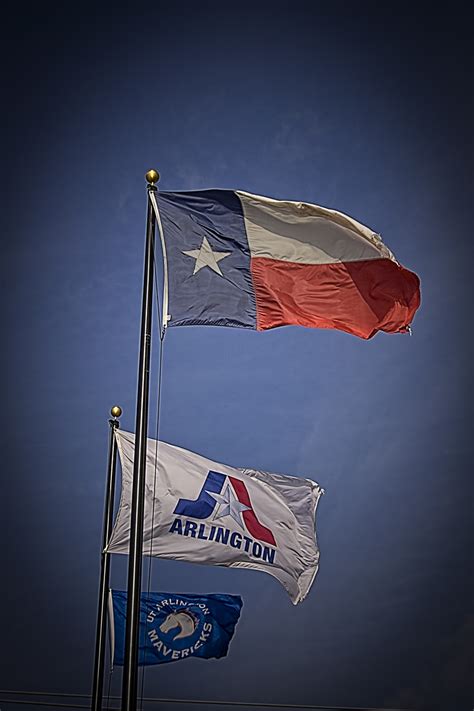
[174,471,276,545]
[147,600,214,662]
[159,610,197,640]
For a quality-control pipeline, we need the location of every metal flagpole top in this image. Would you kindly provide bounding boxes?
[145,169,160,185]
[110,405,122,419]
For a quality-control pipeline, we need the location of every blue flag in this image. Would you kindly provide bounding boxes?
[109,590,243,666]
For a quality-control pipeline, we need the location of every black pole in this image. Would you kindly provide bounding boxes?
[91,406,122,711]
[121,171,159,711]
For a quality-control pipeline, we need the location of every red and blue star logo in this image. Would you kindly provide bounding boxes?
[174,471,276,546]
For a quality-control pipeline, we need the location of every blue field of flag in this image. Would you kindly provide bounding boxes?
[109,590,243,666]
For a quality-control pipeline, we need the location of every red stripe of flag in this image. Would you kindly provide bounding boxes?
[228,476,277,547]
[251,257,420,339]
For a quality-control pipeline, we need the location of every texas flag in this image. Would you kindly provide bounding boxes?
[106,430,324,604]
[155,190,420,339]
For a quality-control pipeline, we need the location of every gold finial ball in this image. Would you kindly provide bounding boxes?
[110,405,122,418]
[145,169,160,185]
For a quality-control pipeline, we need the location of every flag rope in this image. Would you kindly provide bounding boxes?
[138,242,166,706]
[105,667,113,711]
[148,190,169,335]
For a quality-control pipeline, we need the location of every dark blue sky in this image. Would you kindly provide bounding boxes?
[2,4,472,711]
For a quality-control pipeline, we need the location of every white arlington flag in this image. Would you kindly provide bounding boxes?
[107,430,324,604]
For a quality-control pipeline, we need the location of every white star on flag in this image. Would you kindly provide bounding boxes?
[209,483,250,529]
[182,236,231,276]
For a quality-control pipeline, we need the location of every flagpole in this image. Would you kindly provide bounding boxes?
[121,169,159,711]
[91,405,122,711]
